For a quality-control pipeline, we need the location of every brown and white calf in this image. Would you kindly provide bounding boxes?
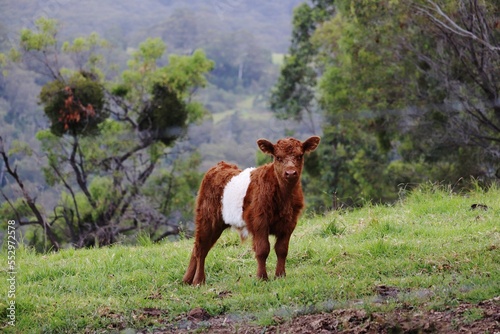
[183,136,320,285]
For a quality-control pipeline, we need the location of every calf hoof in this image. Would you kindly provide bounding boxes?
[275,273,286,279]
[192,277,206,286]
[257,273,269,281]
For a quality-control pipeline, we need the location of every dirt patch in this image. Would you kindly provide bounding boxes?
[148,297,499,333]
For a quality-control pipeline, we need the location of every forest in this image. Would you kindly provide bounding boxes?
[0,0,499,251]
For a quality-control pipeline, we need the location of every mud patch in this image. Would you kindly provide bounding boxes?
[144,297,499,333]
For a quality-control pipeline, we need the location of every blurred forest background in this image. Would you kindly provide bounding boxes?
[0,0,498,251]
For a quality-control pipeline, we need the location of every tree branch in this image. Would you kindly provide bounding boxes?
[0,189,22,223]
[51,165,84,239]
[0,136,60,251]
[154,226,180,243]
[68,135,96,208]
[419,0,500,52]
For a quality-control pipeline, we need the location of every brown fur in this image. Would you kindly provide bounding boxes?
[183,136,320,285]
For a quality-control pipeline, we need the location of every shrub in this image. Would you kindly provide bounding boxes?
[39,71,107,137]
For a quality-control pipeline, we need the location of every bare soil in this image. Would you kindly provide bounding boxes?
[138,297,499,333]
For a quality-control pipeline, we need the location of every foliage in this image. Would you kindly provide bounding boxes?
[39,71,106,137]
[270,1,334,127]
[408,0,500,157]
[0,185,498,332]
[272,0,500,209]
[19,18,58,51]
[204,31,273,92]
[136,48,214,143]
[0,18,213,250]
[142,151,204,240]
[138,83,188,146]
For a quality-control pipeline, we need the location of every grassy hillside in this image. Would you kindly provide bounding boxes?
[1,184,499,333]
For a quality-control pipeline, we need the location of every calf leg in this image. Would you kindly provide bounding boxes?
[182,251,198,284]
[193,224,226,285]
[183,222,228,285]
[183,220,226,285]
[274,233,292,278]
[253,232,271,280]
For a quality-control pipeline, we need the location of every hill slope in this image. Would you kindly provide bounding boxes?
[0,185,499,333]
[0,0,301,53]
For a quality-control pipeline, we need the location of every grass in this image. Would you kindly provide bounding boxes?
[1,184,499,333]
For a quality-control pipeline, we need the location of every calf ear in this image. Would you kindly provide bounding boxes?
[257,139,274,155]
[302,136,320,153]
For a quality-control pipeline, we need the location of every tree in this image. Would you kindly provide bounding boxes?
[271,0,499,209]
[270,0,335,133]
[203,31,274,92]
[411,0,500,158]
[0,18,214,250]
[142,150,204,241]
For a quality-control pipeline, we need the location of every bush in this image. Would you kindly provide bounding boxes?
[39,71,106,137]
[138,83,188,146]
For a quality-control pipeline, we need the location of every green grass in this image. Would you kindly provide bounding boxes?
[1,185,499,333]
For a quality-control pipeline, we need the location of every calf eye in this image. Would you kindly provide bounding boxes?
[275,156,282,162]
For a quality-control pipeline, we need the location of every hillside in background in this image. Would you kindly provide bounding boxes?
[0,0,302,53]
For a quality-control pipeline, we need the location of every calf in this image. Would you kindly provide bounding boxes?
[183,136,320,285]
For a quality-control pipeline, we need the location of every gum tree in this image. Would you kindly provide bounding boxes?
[0,18,213,250]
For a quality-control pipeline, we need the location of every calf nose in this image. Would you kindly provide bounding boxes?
[285,170,297,178]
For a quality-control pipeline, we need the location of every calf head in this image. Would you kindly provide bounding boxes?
[257,136,320,184]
